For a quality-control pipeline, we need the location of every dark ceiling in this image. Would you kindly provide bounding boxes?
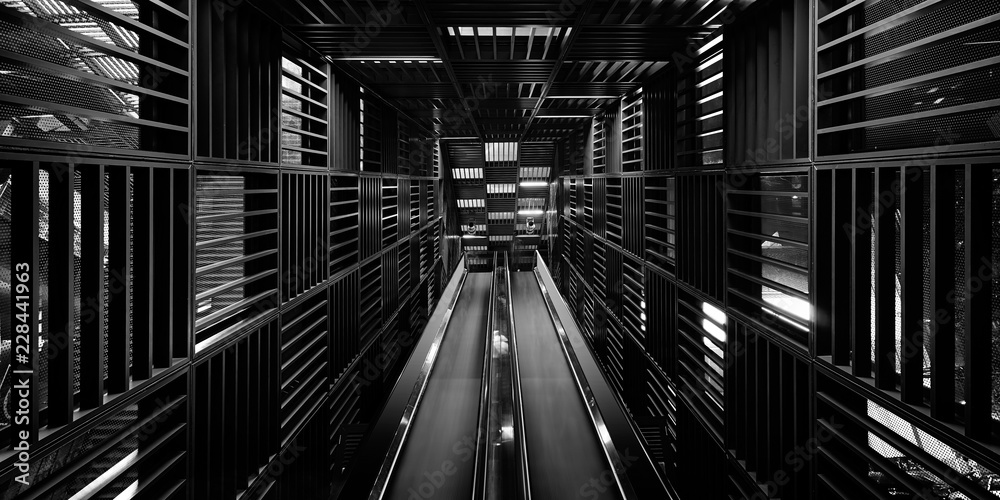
[270,0,750,261]
[275,0,747,142]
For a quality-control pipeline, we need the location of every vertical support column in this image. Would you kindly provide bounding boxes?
[80,165,105,410]
[899,166,923,403]
[11,165,40,442]
[851,168,873,377]
[132,168,154,380]
[47,165,75,426]
[152,168,173,367]
[174,169,190,359]
[107,166,132,394]
[964,165,992,438]
[831,169,852,364]
[929,165,955,420]
[873,167,897,389]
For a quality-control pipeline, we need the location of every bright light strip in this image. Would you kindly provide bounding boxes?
[519,181,548,187]
[695,71,723,88]
[439,136,481,140]
[462,234,483,239]
[696,110,723,121]
[702,302,727,325]
[702,318,727,343]
[696,129,723,138]
[762,294,811,322]
[546,95,620,99]
[703,335,724,355]
[518,209,544,215]
[333,56,442,62]
[695,53,723,72]
[696,91,723,105]
[696,35,724,56]
[112,482,139,500]
[535,115,591,119]
[69,450,139,500]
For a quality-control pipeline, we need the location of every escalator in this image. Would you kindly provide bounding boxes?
[353,252,671,500]
[375,268,493,500]
[511,270,625,500]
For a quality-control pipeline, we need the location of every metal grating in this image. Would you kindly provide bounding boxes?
[0,0,190,156]
[194,169,278,349]
[281,53,329,168]
[816,0,1000,156]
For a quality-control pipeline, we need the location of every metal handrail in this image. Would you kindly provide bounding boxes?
[368,255,471,500]
[531,251,638,499]
[472,252,499,499]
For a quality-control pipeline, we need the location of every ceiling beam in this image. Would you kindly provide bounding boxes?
[518,0,599,143]
[410,0,485,141]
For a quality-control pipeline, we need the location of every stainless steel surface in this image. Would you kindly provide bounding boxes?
[511,271,624,500]
[472,253,499,499]
[533,252,672,496]
[532,253,638,499]
[369,256,472,500]
[481,253,531,500]
[507,255,532,500]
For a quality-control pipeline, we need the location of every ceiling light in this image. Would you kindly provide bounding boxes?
[696,35,723,56]
[535,115,591,119]
[695,53,723,72]
[331,57,442,62]
[702,302,726,326]
[518,209,543,215]
[519,181,548,187]
[545,95,619,99]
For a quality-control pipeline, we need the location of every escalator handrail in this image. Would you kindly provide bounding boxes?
[369,255,472,500]
[472,252,499,499]
[506,253,532,500]
[531,252,639,500]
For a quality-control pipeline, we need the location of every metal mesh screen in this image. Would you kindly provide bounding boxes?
[195,175,246,325]
[0,170,9,431]
[955,173,967,405]
[923,169,932,391]
[993,169,1000,422]
[0,0,188,154]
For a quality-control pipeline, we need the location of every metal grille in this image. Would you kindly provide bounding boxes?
[956,173,967,405]
[0,170,10,432]
[675,289,726,441]
[194,169,279,348]
[622,89,643,172]
[0,0,189,155]
[992,168,1000,423]
[644,176,675,273]
[675,34,723,168]
[817,0,1000,155]
[330,175,359,275]
[606,177,622,247]
[727,170,810,343]
[593,114,607,175]
[281,54,329,168]
[280,290,329,446]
